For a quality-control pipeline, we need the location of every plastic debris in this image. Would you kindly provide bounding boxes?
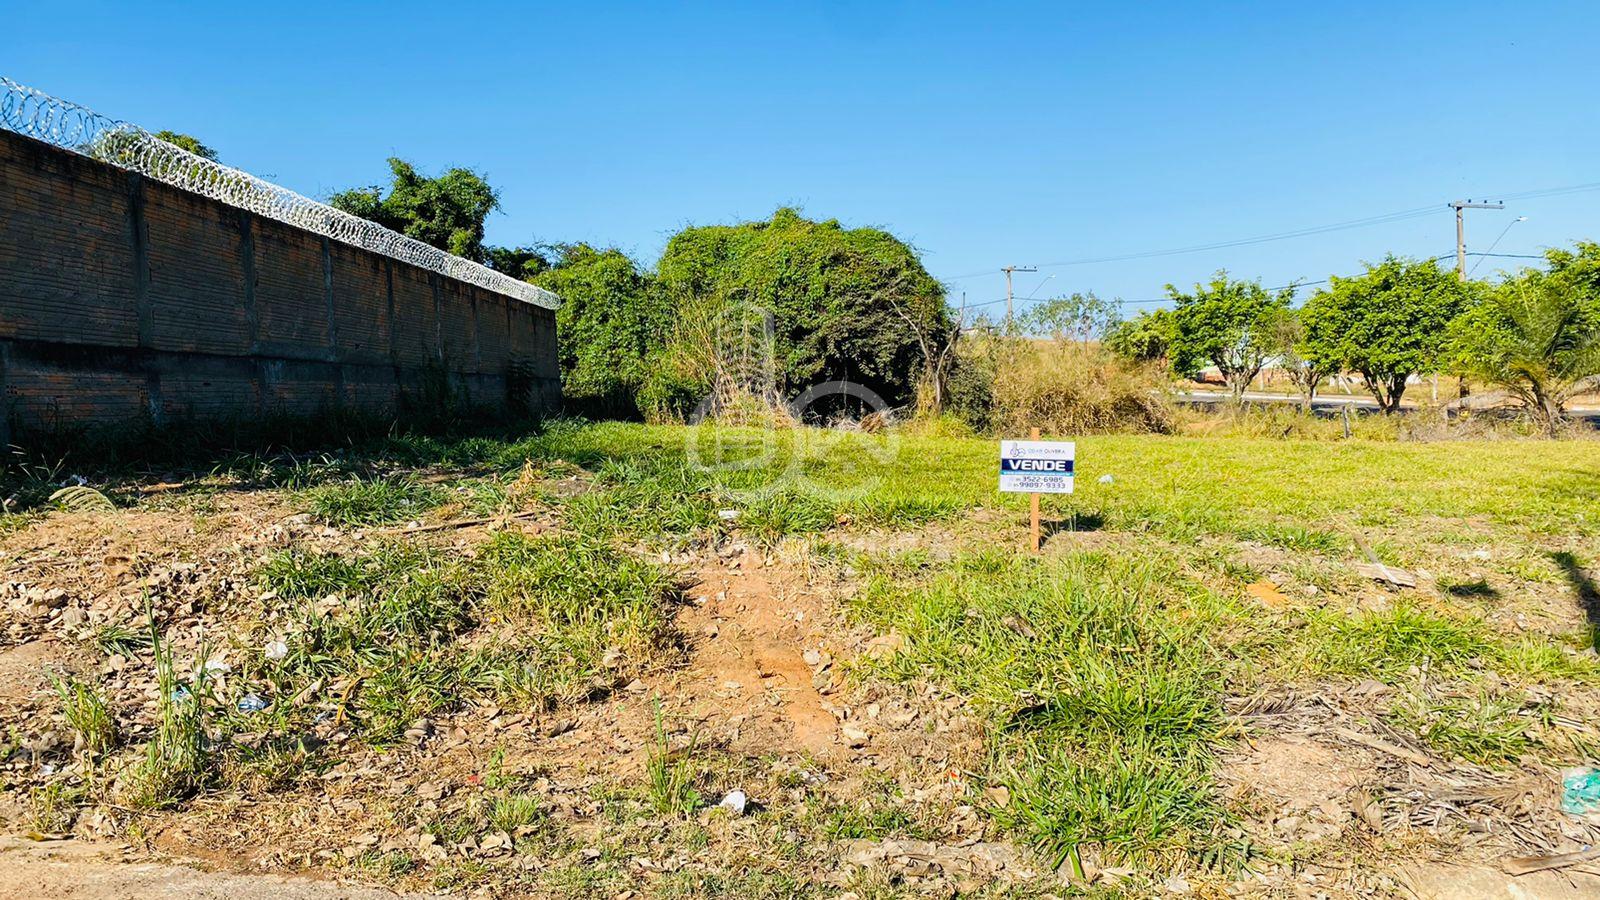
[1098,474,1114,485]
[1561,767,1600,818]
[718,789,748,815]
[237,693,268,713]
[718,509,739,521]
[264,639,289,661]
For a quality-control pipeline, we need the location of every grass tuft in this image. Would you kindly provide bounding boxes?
[646,701,702,817]
[304,475,443,527]
[51,674,117,757]
[854,550,1239,867]
[124,626,211,808]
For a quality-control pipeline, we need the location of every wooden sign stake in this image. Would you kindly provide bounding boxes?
[1028,426,1041,554]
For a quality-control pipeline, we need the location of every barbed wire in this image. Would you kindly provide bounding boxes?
[0,76,559,310]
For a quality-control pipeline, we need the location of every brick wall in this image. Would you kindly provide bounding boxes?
[0,129,560,440]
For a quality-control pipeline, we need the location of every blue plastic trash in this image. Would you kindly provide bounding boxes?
[1561,767,1600,816]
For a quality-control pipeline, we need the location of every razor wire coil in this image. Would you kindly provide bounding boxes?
[0,76,559,310]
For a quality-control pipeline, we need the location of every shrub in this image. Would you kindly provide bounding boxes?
[989,340,1174,435]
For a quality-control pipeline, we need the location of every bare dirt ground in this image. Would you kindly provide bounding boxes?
[4,462,1600,898]
[0,836,427,899]
[0,485,1010,897]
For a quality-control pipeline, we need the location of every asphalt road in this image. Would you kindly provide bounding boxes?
[1176,390,1600,422]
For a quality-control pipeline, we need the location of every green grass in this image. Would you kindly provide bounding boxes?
[51,674,117,758]
[88,620,153,656]
[38,417,1598,888]
[850,550,1244,867]
[125,626,212,809]
[303,475,444,527]
[1303,602,1598,681]
[646,701,703,818]
[1385,690,1541,766]
[241,529,679,746]
[505,420,1600,542]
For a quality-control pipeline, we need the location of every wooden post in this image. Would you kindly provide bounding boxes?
[1029,426,1041,554]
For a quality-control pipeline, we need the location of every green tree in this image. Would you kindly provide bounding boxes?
[1447,242,1600,434]
[329,159,499,261]
[1299,256,1469,413]
[1267,307,1337,412]
[1021,292,1122,344]
[151,130,217,161]
[1167,271,1293,402]
[651,208,949,418]
[484,245,551,281]
[1105,308,1176,364]
[530,244,672,417]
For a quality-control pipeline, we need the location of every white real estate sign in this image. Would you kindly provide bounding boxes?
[999,440,1075,494]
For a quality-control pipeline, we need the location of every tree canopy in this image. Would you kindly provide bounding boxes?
[1166,271,1293,400]
[650,208,949,418]
[151,131,218,161]
[1299,256,1470,412]
[528,244,671,418]
[1447,242,1600,432]
[329,159,500,261]
[1020,293,1121,344]
[484,246,551,282]
[1105,308,1175,364]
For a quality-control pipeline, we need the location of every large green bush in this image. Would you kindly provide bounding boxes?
[531,244,671,418]
[649,208,951,420]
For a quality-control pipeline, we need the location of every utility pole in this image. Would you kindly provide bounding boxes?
[1449,200,1505,281]
[1447,199,1505,405]
[1001,265,1037,321]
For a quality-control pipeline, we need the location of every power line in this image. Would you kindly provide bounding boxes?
[947,249,1548,313]
[941,179,1600,282]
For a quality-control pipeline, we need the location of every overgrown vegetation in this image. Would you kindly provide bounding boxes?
[6,418,1599,896]
[319,136,1598,438]
[1448,242,1600,434]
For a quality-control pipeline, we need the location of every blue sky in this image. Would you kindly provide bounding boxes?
[6,1,1596,316]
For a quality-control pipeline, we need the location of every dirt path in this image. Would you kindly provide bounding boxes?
[671,555,841,757]
[0,838,425,899]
